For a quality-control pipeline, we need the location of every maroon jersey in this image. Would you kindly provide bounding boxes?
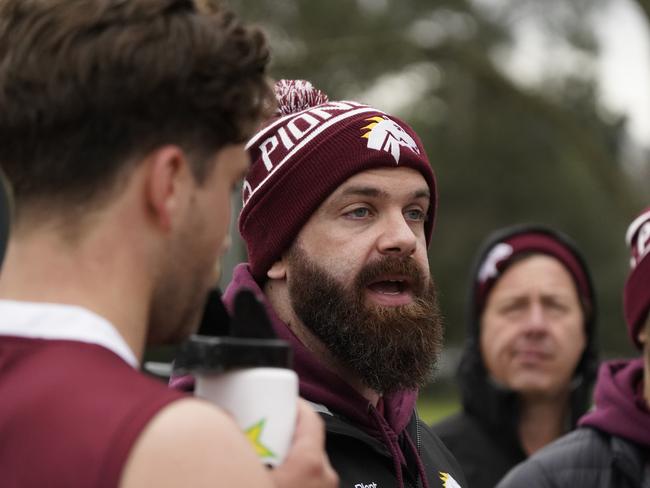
[0,336,186,488]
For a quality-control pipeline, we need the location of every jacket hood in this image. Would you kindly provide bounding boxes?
[223,263,418,437]
[456,224,599,443]
[579,358,650,447]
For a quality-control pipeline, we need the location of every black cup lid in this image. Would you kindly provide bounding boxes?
[174,289,293,372]
[174,334,293,373]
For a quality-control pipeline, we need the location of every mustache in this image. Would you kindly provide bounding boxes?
[354,256,428,295]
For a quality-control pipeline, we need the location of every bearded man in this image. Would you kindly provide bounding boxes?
[174,79,466,488]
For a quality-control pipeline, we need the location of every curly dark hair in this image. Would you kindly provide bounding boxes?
[0,0,273,219]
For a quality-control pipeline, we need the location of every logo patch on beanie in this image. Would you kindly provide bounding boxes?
[477,243,513,283]
[636,222,650,265]
[361,116,420,164]
[627,209,650,268]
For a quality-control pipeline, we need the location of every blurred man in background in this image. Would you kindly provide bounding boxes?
[0,2,336,487]
[497,208,650,487]
[433,225,599,488]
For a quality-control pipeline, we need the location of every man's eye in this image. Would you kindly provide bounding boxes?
[346,207,370,219]
[547,300,569,313]
[405,209,426,221]
[500,303,524,315]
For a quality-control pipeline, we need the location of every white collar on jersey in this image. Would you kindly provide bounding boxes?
[0,300,138,368]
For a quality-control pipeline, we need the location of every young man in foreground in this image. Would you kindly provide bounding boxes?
[0,2,336,487]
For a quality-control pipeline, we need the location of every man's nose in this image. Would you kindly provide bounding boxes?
[376,211,417,257]
[523,301,547,335]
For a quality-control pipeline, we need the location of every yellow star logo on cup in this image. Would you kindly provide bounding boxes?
[245,419,276,458]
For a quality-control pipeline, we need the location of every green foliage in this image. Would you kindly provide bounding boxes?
[417,394,460,425]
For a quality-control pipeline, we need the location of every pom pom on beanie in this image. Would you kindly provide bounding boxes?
[274,80,329,116]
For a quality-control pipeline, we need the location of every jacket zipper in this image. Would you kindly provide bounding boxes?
[415,409,422,453]
[414,409,422,488]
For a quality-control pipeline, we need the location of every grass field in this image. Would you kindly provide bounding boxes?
[416,396,460,425]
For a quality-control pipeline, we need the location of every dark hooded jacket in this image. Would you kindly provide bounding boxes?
[224,264,467,488]
[497,359,650,488]
[432,225,599,488]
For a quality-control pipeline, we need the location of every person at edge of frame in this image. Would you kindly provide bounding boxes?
[0,168,11,269]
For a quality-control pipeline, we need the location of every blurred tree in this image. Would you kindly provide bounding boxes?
[227,0,647,357]
[637,0,650,21]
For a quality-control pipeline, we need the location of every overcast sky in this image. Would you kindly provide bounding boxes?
[596,0,650,146]
[358,0,649,149]
[501,0,650,147]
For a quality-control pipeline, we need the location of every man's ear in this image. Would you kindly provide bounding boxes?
[267,257,287,280]
[639,315,650,345]
[144,146,191,232]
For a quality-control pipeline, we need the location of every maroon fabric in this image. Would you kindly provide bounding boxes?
[239,80,437,282]
[579,358,650,447]
[475,231,592,314]
[624,207,650,349]
[0,336,186,488]
[223,263,418,437]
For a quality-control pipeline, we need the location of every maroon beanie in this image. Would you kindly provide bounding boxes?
[475,230,592,314]
[239,80,437,282]
[624,207,650,349]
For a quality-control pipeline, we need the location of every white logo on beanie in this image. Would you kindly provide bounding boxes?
[361,116,420,164]
[626,209,650,268]
[478,243,513,283]
[637,223,650,263]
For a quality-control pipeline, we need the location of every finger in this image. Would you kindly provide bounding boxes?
[292,399,326,449]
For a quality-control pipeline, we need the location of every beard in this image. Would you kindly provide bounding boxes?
[286,246,443,394]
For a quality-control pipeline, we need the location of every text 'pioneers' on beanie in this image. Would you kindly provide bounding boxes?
[624,207,650,349]
[239,79,437,282]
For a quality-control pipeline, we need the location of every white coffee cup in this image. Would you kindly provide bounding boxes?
[195,367,298,466]
[174,290,297,466]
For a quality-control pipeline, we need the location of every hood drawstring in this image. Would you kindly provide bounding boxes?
[404,428,431,488]
[370,404,422,488]
[369,404,405,488]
